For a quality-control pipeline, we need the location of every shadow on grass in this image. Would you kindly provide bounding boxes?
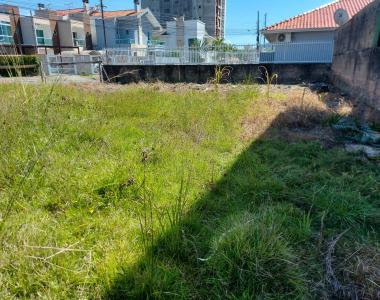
[105,106,380,299]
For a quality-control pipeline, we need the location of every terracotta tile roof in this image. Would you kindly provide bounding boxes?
[55,8,84,17]
[264,0,374,31]
[54,8,140,18]
[91,10,140,18]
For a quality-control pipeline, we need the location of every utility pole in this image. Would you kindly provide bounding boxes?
[256,11,260,49]
[11,8,22,54]
[100,0,107,49]
[263,13,267,45]
[30,10,38,54]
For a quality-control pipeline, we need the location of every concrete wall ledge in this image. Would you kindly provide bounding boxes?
[103,63,331,85]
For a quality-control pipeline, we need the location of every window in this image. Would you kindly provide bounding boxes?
[0,21,13,45]
[36,29,45,45]
[72,32,84,47]
[377,33,380,47]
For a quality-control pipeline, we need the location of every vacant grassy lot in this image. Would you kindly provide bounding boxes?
[0,82,379,299]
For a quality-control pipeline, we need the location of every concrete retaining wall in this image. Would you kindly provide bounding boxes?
[332,0,380,120]
[103,63,331,85]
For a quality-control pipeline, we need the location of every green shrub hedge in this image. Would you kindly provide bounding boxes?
[0,55,40,77]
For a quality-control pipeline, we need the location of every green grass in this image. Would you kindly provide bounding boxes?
[0,83,379,299]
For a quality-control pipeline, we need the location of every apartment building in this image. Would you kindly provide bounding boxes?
[141,0,226,38]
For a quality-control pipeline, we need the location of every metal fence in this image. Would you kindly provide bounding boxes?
[40,41,334,76]
[43,54,101,75]
[103,41,334,66]
[104,45,260,65]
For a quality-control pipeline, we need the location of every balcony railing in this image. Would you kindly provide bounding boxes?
[36,37,53,46]
[74,39,85,47]
[116,38,135,45]
[148,40,165,47]
[0,35,14,45]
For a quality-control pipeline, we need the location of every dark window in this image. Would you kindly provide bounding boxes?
[377,33,380,47]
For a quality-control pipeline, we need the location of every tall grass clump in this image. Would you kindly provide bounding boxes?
[207,206,309,299]
[209,65,232,89]
[257,66,278,101]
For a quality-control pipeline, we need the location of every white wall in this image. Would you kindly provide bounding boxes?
[184,20,206,47]
[165,20,207,48]
[34,18,52,41]
[0,13,11,23]
[264,30,335,43]
[292,31,335,42]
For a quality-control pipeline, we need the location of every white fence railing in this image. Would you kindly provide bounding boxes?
[104,45,260,65]
[41,41,335,75]
[104,41,334,66]
[43,55,101,75]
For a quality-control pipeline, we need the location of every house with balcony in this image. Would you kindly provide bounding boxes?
[0,5,23,53]
[52,3,163,50]
[0,13,13,45]
[90,8,163,49]
[35,6,91,54]
[19,16,54,54]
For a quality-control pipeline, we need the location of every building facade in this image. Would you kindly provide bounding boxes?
[163,18,210,48]
[141,0,226,38]
[262,0,374,43]
[90,9,162,49]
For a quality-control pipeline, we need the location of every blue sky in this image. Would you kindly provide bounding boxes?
[54,0,330,44]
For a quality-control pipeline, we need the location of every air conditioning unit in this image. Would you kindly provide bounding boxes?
[277,33,291,43]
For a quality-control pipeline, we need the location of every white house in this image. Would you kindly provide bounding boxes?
[19,16,54,54]
[261,0,374,43]
[162,18,212,49]
[90,9,163,49]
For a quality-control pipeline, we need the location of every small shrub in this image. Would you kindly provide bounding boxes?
[0,55,40,77]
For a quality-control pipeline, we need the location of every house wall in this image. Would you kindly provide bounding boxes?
[20,17,35,45]
[264,30,335,43]
[331,0,380,121]
[0,13,10,23]
[57,20,74,49]
[71,20,85,44]
[165,20,207,48]
[34,18,53,44]
[292,31,335,42]
[94,18,117,49]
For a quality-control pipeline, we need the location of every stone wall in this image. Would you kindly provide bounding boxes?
[331,0,380,120]
[103,63,331,85]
